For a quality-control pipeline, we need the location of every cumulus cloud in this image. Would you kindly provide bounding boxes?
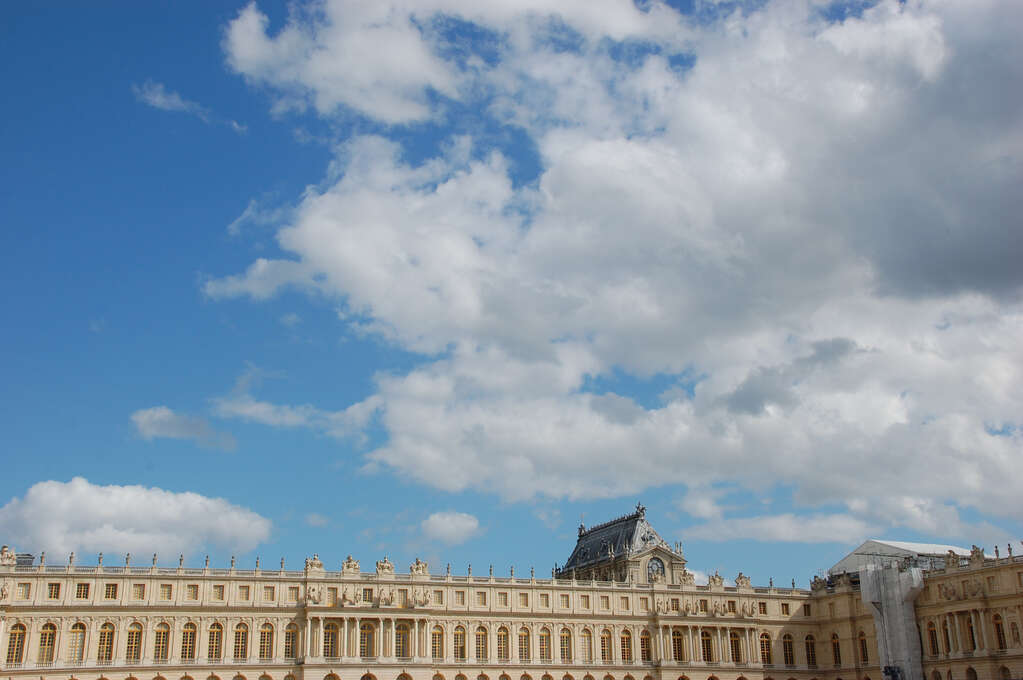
[131,406,236,451]
[421,511,481,546]
[0,478,271,557]
[210,0,1023,542]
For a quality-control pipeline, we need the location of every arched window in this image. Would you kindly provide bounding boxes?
[783,634,794,666]
[38,623,57,664]
[858,632,868,663]
[69,622,87,663]
[209,623,224,661]
[620,630,632,662]
[518,628,531,661]
[672,630,684,662]
[127,623,143,662]
[454,626,466,661]
[284,624,297,660]
[323,623,339,658]
[396,624,411,659]
[498,627,510,661]
[234,623,249,661]
[6,624,26,665]
[182,623,197,661]
[994,615,1007,650]
[831,635,841,666]
[760,634,772,665]
[562,629,574,662]
[640,631,651,662]
[476,626,489,660]
[259,623,274,661]
[155,623,171,662]
[927,623,939,656]
[804,636,816,667]
[1000,667,1011,680]
[965,668,977,680]
[432,626,444,660]
[600,630,612,663]
[700,630,713,663]
[942,621,951,654]
[932,672,942,680]
[967,619,976,651]
[730,631,742,663]
[360,623,375,658]
[98,623,115,663]
[581,629,593,662]
[540,628,552,662]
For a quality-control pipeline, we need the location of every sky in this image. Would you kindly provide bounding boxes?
[2,0,1022,587]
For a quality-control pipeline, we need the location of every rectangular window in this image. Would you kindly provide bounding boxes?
[477,591,487,606]
[640,597,649,611]
[264,586,275,601]
[561,593,570,608]
[326,587,337,605]
[398,588,408,607]
[727,600,736,613]
[540,593,550,608]
[670,597,680,612]
[456,590,466,605]
[759,601,768,615]
[239,585,250,601]
[581,594,590,609]
[620,596,629,610]
[434,589,444,604]
[104,583,117,599]
[803,604,812,616]
[47,582,61,599]
[699,599,708,613]
[600,595,610,610]
[362,587,373,602]
[781,603,790,615]
[132,583,145,600]
[159,583,173,600]
[519,592,529,607]
[987,576,997,592]
[76,583,90,599]
[187,584,199,600]
[499,591,509,606]
[1017,572,1023,587]
[288,586,299,602]
[213,584,225,601]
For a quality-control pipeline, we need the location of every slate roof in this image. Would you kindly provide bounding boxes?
[561,504,673,572]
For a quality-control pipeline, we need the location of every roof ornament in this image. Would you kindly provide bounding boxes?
[635,501,646,517]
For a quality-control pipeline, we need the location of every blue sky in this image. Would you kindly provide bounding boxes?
[2,0,1022,586]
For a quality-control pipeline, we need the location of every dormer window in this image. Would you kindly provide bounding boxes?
[647,557,665,582]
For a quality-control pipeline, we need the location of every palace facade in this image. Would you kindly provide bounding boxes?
[2,506,1021,680]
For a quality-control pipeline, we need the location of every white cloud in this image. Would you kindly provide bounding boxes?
[304,512,329,527]
[686,514,880,545]
[421,511,481,546]
[210,0,1023,543]
[131,406,236,451]
[133,80,209,119]
[0,478,271,557]
[132,79,246,133]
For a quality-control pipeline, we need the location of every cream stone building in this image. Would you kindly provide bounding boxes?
[2,506,1021,680]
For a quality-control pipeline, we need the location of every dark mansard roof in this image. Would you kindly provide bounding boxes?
[561,503,672,572]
